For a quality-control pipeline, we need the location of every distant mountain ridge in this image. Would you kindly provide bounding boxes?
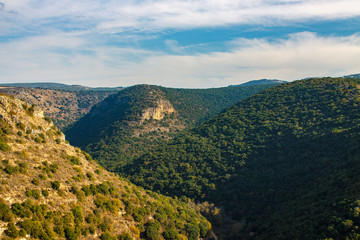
[0,82,123,92]
[229,79,287,87]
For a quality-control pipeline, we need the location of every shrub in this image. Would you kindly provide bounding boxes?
[0,142,10,152]
[16,122,26,131]
[31,178,40,185]
[51,181,60,190]
[39,174,47,180]
[69,156,81,165]
[44,117,52,123]
[185,223,200,240]
[5,222,19,238]
[145,221,161,240]
[163,226,180,240]
[0,203,13,222]
[100,232,117,240]
[41,189,49,197]
[25,189,41,199]
[3,165,19,175]
[118,232,132,240]
[199,220,211,237]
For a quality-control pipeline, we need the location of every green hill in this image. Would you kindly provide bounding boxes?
[123,77,360,239]
[65,84,276,171]
[0,93,211,240]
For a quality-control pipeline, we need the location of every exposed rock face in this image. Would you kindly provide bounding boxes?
[0,94,65,141]
[141,99,175,122]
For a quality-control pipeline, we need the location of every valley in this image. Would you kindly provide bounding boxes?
[1,77,360,239]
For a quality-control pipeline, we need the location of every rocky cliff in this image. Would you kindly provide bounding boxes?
[0,87,114,130]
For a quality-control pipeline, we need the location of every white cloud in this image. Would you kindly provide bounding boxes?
[1,0,360,33]
[0,32,359,88]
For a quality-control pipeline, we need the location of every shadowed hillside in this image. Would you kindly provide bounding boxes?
[123,78,360,239]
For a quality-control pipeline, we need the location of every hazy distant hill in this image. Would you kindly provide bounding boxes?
[124,77,360,239]
[65,84,278,171]
[342,73,360,79]
[0,82,123,92]
[229,79,287,87]
[0,93,211,240]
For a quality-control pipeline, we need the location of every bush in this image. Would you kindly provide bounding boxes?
[41,189,49,197]
[51,181,60,190]
[31,178,40,185]
[145,221,161,240]
[69,156,81,165]
[199,220,211,237]
[163,226,180,240]
[185,223,200,240]
[25,189,41,199]
[3,165,19,175]
[0,203,13,222]
[118,232,132,240]
[5,222,18,238]
[100,232,117,240]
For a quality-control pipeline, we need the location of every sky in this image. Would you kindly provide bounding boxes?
[0,0,360,88]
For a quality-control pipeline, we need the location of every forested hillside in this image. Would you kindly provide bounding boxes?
[0,93,211,240]
[123,78,360,239]
[65,84,277,171]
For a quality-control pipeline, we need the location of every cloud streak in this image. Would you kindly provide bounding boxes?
[0,32,359,88]
[2,0,360,34]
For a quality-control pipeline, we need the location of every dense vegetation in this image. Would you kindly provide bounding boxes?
[65,84,278,171]
[0,94,211,240]
[122,78,360,239]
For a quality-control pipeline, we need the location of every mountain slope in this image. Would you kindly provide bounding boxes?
[0,93,211,240]
[65,84,277,171]
[123,77,360,239]
[0,87,114,130]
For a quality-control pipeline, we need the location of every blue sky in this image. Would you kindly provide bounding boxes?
[0,0,360,88]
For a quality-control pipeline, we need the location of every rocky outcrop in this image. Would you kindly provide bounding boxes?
[141,99,175,122]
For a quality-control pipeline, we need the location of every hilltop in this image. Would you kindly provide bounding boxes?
[0,88,114,130]
[0,93,211,240]
[65,84,277,171]
[123,77,360,239]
